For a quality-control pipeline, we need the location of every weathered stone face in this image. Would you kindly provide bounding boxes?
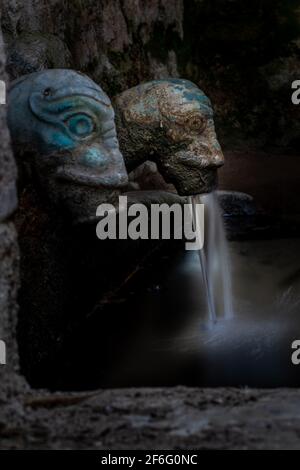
[114,79,224,195]
[8,69,128,223]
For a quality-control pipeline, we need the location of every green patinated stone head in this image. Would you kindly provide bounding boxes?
[8,69,128,223]
[114,79,224,195]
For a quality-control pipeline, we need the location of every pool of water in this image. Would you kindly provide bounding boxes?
[40,225,300,390]
[98,237,300,388]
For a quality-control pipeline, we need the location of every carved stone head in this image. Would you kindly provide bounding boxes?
[114,79,224,195]
[8,69,128,223]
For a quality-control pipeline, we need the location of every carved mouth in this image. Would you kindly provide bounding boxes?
[159,155,218,195]
[54,166,128,189]
[183,167,218,196]
[179,153,223,170]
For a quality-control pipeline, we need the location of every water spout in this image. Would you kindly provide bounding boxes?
[188,192,234,323]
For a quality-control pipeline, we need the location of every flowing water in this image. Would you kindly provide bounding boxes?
[188,192,234,323]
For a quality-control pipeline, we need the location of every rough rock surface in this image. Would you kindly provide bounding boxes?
[0,21,24,397]
[2,0,183,94]
[1,387,300,450]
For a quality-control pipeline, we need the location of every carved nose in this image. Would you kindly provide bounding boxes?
[211,140,224,168]
[78,146,129,188]
[211,149,224,168]
[79,147,109,169]
[184,139,224,170]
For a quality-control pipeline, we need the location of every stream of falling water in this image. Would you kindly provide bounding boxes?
[188,192,234,323]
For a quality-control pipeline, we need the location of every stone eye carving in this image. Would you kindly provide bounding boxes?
[114,79,224,195]
[187,114,206,132]
[65,114,95,138]
[8,69,128,224]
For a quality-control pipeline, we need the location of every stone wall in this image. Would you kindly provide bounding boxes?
[2,0,299,153]
[1,0,183,92]
[0,19,23,398]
